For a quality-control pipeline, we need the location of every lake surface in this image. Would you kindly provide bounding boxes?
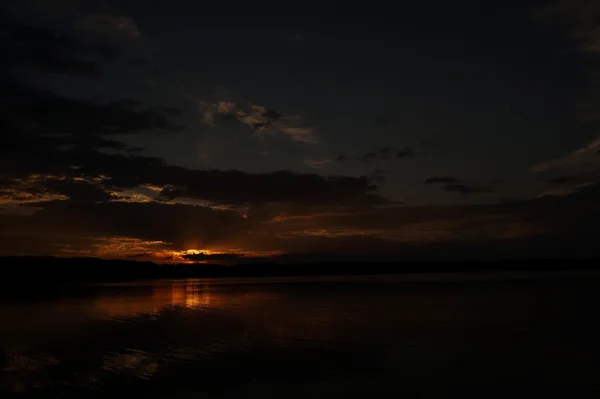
[1,272,600,397]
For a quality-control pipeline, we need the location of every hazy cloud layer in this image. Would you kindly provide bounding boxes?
[3,183,600,260]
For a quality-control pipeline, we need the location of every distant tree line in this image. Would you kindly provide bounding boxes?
[0,256,599,288]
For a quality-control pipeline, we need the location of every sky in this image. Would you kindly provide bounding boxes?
[1,0,600,263]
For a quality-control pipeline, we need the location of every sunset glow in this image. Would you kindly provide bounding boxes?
[2,0,600,262]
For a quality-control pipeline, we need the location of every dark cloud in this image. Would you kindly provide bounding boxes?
[359,151,379,162]
[262,108,283,122]
[336,146,414,163]
[1,15,182,170]
[3,201,248,250]
[395,147,414,158]
[3,83,182,138]
[278,183,600,241]
[548,176,580,184]
[4,180,600,260]
[379,146,393,158]
[5,3,600,262]
[182,252,244,261]
[532,0,600,55]
[0,16,185,206]
[4,15,382,238]
[157,170,383,206]
[445,184,494,195]
[425,176,462,184]
[0,6,388,258]
[0,15,103,77]
[369,169,387,184]
[108,99,147,109]
[44,179,115,204]
[28,134,132,151]
[359,146,393,162]
[2,147,385,207]
[128,253,152,259]
[241,184,600,259]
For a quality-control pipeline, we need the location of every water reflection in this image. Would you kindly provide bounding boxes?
[91,281,233,318]
[1,276,599,397]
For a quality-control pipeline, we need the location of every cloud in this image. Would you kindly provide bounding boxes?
[13,0,143,42]
[0,186,68,211]
[548,176,580,184]
[43,179,115,204]
[360,146,392,162]
[0,16,104,77]
[532,137,600,172]
[240,183,600,259]
[5,4,600,261]
[1,16,180,163]
[529,1,600,176]
[75,14,142,40]
[337,146,415,163]
[128,252,154,259]
[281,127,318,144]
[5,83,181,137]
[4,179,600,260]
[425,177,493,195]
[445,184,493,195]
[369,169,387,184]
[0,18,377,214]
[2,147,386,208]
[1,84,182,182]
[198,100,237,125]
[181,252,244,262]
[156,171,383,206]
[425,176,462,184]
[533,0,600,54]
[396,147,414,158]
[195,96,317,144]
[304,158,334,169]
[0,201,248,254]
[11,0,82,16]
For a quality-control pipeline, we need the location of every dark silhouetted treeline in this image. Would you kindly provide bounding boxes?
[0,256,599,287]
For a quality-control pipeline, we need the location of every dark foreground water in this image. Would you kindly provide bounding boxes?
[1,272,600,398]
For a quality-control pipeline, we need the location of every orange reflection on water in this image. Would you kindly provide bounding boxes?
[90,281,276,319]
[91,282,218,318]
[183,285,223,308]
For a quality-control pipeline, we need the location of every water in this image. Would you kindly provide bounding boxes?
[1,273,599,397]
